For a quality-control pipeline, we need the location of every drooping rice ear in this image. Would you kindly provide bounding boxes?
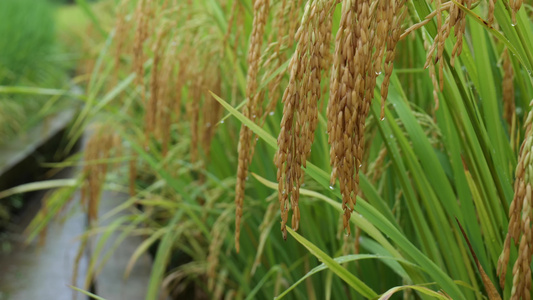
[234,0,271,253]
[327,0,359,235]
[274,0,335,238]
[133,0,149,104]
[327,0,405,236]
[83,126,116,225]
[380,0,407,119]
[487,0,495,26]
[145,22,172,144]
[498,101,533,297]
[113,0,130,89]
[510,0,523,25]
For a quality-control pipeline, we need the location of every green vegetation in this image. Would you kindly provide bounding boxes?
[0,0,71,140]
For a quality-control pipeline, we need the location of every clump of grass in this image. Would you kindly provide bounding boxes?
[0,0,68,141]
[0,0,57,85]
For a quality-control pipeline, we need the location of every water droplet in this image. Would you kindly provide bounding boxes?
[329,185,334,190]
[282,190,286,195]
[380,117,385,121]
[359,164,363,168]
[512,23,517,27]
[252,114,257,119]
[269,111,275,116]
[375,71,382,75]
[255,137,259,141]
[220,120,225,124]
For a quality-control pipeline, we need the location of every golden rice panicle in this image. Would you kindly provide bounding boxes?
[288,0,305,49]
[274,0,335,238]
[234,0,270,253]
[262,0,291,118]
[423,1,469,87]
[327,0,359,235]
[380,0,407,119]
[510,105,533,299]
[82,126,117,224]
[145,23,171,142]
[113,0,130,86]
[503,49,516,128]
[451,0,472,67]
[510,0,523,24]
[328,0,398,235]
[133,0,149,103]
[498,101,533,293]
[488,0,495,26]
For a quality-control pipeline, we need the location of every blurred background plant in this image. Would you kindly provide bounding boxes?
[0,0,90,247]
[0,0,71,140]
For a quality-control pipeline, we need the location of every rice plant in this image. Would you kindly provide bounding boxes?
[22,0,533,299]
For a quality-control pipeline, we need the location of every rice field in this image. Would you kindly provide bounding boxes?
[2,0,533,299]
